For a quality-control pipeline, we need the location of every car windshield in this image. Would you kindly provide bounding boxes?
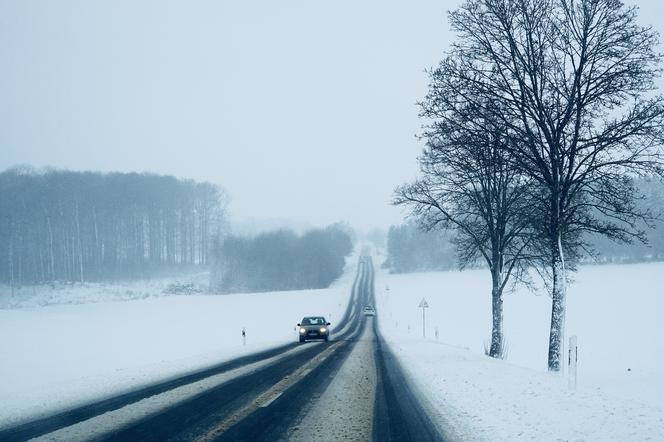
[301,317,325,325]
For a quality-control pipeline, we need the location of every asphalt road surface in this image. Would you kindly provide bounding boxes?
[1,256,443,441]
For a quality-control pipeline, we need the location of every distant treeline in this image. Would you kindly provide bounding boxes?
[383,222,456,273]
[210,224,353,293]
[0,167,226,284]
[386,180,664,274]
[586,179,664,263]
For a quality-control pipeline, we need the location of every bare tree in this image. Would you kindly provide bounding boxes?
[432,0,664,370]
[395,102,533,358]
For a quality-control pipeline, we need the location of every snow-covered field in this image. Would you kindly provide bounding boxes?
[376,262,664,441]
[0,265,355,428]
[4,254,662,440]
[0,272,211,309]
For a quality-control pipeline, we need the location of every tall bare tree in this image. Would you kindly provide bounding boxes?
[432,0,664,370]
[395,102,533,358]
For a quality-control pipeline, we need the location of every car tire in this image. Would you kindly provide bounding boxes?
[299,337,305,343]
[324,335,329,342]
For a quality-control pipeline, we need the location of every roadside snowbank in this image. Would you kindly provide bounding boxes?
[376,262,664,440]
[0,266,354,428]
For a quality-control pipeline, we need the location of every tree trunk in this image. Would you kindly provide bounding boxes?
[489,268,504,358]
[75,202,84,283]
[547,233,567,371]
[46,213,55,281]
[9,227,15,296]
[92,207,99,278]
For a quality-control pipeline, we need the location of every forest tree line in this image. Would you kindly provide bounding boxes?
[387,179,664,273]
[0,167,227,284]
[210,224,353,293]
[383,222,455,273]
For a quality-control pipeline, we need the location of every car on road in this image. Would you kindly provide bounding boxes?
[363,305,376,316]
[297,316,330,342]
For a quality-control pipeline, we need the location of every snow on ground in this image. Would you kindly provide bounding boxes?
[0,272,211,309]
[376,262,664,441]
[0,262,355,429]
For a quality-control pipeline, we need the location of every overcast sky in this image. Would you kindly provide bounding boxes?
[1,1,662,232]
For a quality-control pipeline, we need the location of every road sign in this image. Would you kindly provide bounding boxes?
[419,298,429,308]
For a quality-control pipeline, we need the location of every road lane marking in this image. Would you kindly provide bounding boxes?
[288,317,377,442]
[259,392,283,408]
[196,340,345,442]
[31,344,317,442]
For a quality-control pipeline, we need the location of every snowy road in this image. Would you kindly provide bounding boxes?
[0,256,443,441]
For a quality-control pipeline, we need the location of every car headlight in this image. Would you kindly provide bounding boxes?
[299,327,306,334]
[320,327,327,333]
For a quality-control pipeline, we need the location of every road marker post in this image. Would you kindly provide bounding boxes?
[568,335,578,390]
[242,327,246,346]
[419,298,429,338]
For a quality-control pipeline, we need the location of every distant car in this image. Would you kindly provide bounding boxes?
[297,316,331,342]
[363,305,376,316]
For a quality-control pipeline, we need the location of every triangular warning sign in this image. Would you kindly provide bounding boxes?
[419,298,429,308]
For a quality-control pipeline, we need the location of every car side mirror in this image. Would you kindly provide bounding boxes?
[327,322,331,326]
[297,323,300,326]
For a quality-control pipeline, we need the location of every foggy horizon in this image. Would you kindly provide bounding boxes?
[2,0,662,232]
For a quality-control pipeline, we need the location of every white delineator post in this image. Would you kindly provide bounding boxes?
[568,335,578,390]
[419,298,429,339]
[242,327,246,346]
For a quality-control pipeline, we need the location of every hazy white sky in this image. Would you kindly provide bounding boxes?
[1,0,662,231]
